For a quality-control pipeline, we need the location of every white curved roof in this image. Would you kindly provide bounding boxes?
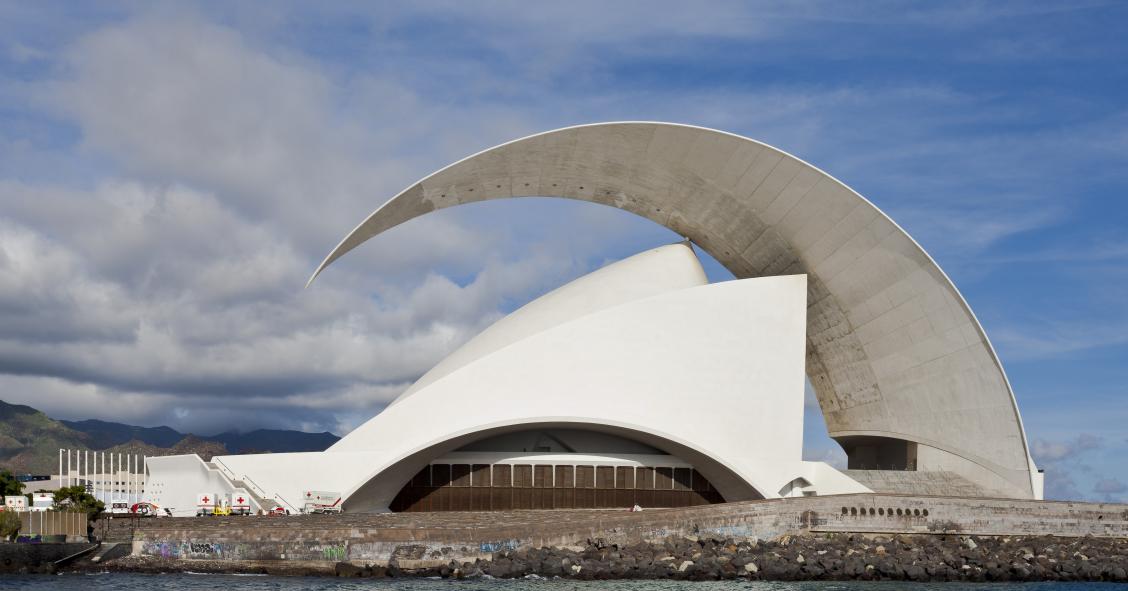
[332,257,824,507]
[394,241,706,403]
[311,121,1038,499]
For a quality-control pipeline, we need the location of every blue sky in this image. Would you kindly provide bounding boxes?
[0,1,1125,502]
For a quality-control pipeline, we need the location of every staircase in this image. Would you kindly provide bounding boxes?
[207,460,299,513]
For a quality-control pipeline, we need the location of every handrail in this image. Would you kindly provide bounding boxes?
[209,457,300,513]
[211,457,238,482]
[239,473,299,513]
[54,543,99,566]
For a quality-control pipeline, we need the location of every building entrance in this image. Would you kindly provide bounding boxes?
[390,461,724,512]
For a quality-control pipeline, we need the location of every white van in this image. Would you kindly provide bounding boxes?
[30,493,53,512]
[109,500,131,515]
[302,490,342,514]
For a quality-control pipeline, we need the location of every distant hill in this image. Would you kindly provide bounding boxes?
[0,400,91,475]
[210,429,340,454]
[0,399,340,475]
[103,435,230,462]
[60,418,184,448]
[58,417,338,454]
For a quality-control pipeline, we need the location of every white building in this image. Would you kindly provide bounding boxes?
[145,122,1042,515]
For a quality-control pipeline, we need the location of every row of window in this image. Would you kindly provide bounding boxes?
[842,506,929,517]
[409,464,715,492]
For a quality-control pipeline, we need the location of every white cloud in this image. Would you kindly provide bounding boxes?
[1030,434,1105,501]
[0,1,1124,455]
[1031,434,1102,463]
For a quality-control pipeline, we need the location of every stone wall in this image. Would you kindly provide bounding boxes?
[128,493,1127,565]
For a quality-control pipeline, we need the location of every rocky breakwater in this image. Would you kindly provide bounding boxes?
[335,534,1128,582]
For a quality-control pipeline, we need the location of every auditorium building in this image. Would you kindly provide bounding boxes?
[145,122,1043,515]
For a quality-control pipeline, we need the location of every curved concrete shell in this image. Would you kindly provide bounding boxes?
[146,244,867,515]
[328,244,864,510]
[391,239,707,405]
[311,122,1040,499]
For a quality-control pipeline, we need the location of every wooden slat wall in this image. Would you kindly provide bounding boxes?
[576,465,595,508]
[554,465,574,508]
[389,462,724,512]
[615,466,635,506]
[492,464,512,511]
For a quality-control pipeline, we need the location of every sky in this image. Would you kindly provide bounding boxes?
[0,1,1125,502]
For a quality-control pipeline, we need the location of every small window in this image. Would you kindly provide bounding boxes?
[896,508,903,516]
[913,509,920,517]
[922,509,929,517]
[842,507,848,515]
[850,507,857,516]
[878,508,884,516]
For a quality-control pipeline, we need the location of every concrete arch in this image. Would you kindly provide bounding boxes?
[343,419,764,513]
[310,122,1038,499]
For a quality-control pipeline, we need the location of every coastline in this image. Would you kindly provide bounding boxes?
[63,533,1128,582]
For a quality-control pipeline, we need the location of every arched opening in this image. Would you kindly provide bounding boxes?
[343,422,762,512]
[390,427,726,512]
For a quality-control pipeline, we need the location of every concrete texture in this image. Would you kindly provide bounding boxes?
[309,122,1039,499]
[843,470,1004,497]
[123,495,1126,567]
[0,542,96,574]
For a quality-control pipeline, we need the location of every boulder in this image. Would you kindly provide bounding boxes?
[334,562,364,577]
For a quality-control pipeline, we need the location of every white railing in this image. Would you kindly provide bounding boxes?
[242,474,300,513]
[211,457,299,513]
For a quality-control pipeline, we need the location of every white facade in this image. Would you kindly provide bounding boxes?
[145,122,1044,513]
[310,122,1041,500]
[146,244,868,515]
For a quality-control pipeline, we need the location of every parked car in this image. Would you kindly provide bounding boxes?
[131,502,162,516]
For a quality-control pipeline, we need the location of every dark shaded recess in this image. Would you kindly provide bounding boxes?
[390,463,723,512]
[837,435,918,470]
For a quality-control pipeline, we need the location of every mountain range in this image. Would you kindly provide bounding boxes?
[0,399,339,475]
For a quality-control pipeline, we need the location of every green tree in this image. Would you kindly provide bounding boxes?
[0,469,24,497]
[53,485,104,517]
[0,510,19,540]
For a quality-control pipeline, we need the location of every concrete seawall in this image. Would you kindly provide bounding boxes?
[0,543,97,574]
[118,493,1126,567]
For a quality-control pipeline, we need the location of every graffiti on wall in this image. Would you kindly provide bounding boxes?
[189,542,221,556]
[143,541,183,559]
[479,539,520,553]
[141,540,352,562]
[318,544,346,561]
[701,525,758,539]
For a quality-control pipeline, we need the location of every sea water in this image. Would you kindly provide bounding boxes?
[1,576,1125,591]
